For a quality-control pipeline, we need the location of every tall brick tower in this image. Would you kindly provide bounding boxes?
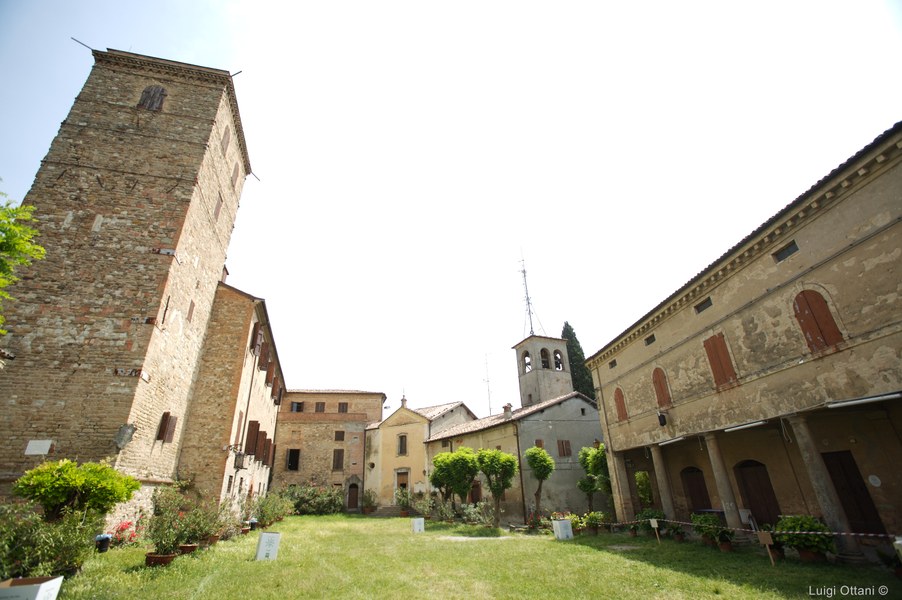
[513,335,573,407]
[0,50,250,492]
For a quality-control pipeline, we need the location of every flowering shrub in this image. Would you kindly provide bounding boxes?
[526,511,543,530]
[110,518,142,547]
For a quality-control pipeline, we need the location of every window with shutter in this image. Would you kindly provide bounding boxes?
[250,322,262,354]
[614,388,628,421]
[794,290,843,353]
[287,448,300,471]
[137,85,166,111]
[338,402,348,413]
[269,444,277,468]
[262,438,272,465]
[163,415,178,443]
[156,412,171,441]
[332,449,344,471]
[557,440,572,457]
[245,421,260,455]
[315,402,325,413]
[652,367,672,408]
[265,359,275,385]
[335,431,345,442]
[255,431,267,460]
[290,402,304,413]
[234,411,243,445]
[703,333,738,389]
[258,342,270,370]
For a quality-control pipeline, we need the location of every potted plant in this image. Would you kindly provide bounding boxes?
[145,486,183,566]
[569,513,585,535]
[636,508,665,536]
[394,488,412,517]
[413,493,434,519]
[691,513,721,547]
[775,515,835,562]
[715,526,735,552]
[759,523,785,559]
[669,523,685,542]
[361,489,378,515]
[584,511,604,535]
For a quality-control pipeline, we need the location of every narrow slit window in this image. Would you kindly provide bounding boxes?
[694,297,713,314]
[773,240,799,263]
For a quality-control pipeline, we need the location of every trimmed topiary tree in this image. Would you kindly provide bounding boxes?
[475,448,519,528]
[525,446,555,517]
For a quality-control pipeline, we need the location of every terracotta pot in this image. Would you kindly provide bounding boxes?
[203,534,221,547]
[702,534,716,547]
[240,527,251,535]
[673,533,685,542]
[179,544,199,555]
[797,549,827,563]
[400,510,409,517]
[145,552,177,567]
[718,541,733,553]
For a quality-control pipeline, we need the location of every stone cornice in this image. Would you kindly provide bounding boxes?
[586,123,902,370]
[93,49,252,175]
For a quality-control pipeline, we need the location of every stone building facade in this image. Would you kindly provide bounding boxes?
[514,335,573,407]
[365,398,477,508]
[271,390,384,509]
[425,392,603,524]
[0,50,252,505]
[178,283,284,505]
[585,121,902,561]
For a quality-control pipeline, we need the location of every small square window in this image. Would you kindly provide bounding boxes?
[608,359,617,369]
[644,334,656,346]
[335,431,345,442]
[773,240,799,263]
[694,297,713,314]
[338,402,348,413]
[290,401,304,413]
[315,402,325,413]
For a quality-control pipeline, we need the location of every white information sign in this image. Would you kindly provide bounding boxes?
[411,518,425,533]
[255,532,281,561]
[24,440,53,456]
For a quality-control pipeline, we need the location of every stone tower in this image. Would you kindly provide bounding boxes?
[512,335,573,407]
[0,50,250,490]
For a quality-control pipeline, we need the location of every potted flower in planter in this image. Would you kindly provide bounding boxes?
[394,488,412,517]
[361,489,378,515]
[145,486,183,566]
[413,494,434,519]
[584,511,604,535]
[775,515,835,562]
[669,524,686,542]
[715,526,735,552]
[691,513,721,547]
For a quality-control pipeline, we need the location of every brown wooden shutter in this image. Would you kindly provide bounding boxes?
[653,368,672,408]
[256,431,267,460]
[258,342,270,370]
[245,420,260,455]
[156,412,171,441]
[269,444,277,468]
[250,322,262,353]
[262,438,272,466]
[535,439,544,449]
[271,375,280,399]
[332,449,344,471]
[703,333,737,388]
[614,388,628,421]
[265,360,275,385]
[163,415,178,443]
[794,290,842,352]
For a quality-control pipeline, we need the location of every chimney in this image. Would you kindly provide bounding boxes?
[401,395,408,409]
[503,403,512,419]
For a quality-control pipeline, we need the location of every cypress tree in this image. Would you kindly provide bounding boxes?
[562,321,595,399]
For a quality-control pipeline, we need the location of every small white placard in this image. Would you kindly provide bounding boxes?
[649,519,659,529]
[552,519,573,540]
[411,517,425,533]
[255,532,281,561]
[24,440,53,456]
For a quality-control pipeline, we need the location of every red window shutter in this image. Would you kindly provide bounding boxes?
[704,333,737,388]
[614,388,628,421]
[535,439,544,449]
[258,342,270,370]
[794,290,843,352]
[250,322,261,353]
[557,440,565,456]
[269,443,277,468]
[156,412,171,441]
[653,368,672,408]
[246,420,260,455]
[271,376,280,399]
[234,411,243,445]
[163,415,178,443]
[265,360,275,385]
[256,431,267,460]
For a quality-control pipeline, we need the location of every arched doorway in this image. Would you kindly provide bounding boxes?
[734,460,781,527]
[348,483,359,510]
[680,466,711,512]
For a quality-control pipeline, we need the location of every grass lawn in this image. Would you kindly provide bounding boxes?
[59,515,898,599]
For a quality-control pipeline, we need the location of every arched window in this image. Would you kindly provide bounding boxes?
[540,349,550,369]
[793,290,843,353]
[522,351,532,374]
[652,367,672,408]
[613,388,628,421]
[137,85,166,111]
[397,434,408,456]
[553,350,564,371]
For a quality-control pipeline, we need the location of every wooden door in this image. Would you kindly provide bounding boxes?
[680,467,711,512]
[734,460,781,527]
[348,484,359,510]
[822,451,885,534]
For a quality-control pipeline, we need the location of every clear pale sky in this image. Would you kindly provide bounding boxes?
[1,1,900,417]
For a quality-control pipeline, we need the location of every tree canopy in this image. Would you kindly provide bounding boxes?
[524,445,555,516]
[0,192,45,334]
[431,447,479,505]
[562,321,594,399]
[577,444,612,511]
[475,448,519,528]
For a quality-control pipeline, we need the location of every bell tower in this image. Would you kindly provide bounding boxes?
[0,49,251,485]
[513,335,573,407]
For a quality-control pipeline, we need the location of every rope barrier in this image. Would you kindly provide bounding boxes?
[601,517,899,539]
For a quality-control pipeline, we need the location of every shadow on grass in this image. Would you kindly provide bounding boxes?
[424,521,504,537]
[567,531,898,597]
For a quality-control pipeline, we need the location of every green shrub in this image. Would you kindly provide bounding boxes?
[282,484,344,515]
[584,511,605,529]
[146,486,184,554]
[636,508,665,533]
[255,493,294,524]
[0,502,100,579]
[774,515,836,554]
[690,513,721,539]
[13,459,140,520]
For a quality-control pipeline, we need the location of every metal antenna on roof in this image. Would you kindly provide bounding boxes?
[484,354,493,416]
[521,258,535,336]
